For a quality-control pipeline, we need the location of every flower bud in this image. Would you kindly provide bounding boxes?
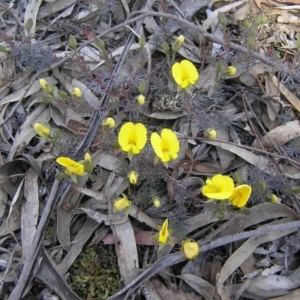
[258,179,267,193]
[0,45,7,53]
[114,194,131,212]
[25,18,33,33]
[69,34,77,51]
[95,38,106,50]
[128,171,139,185]
[225,66,237,76]
[137,94,145,106]
[232,172,243,185]
[138,82,146,95]
[204,128,217,140]
[181,239,199,259]
[161,41,170,54]
[152,196,161,208]
[42,96,53,104]
[218,11,227,28]
[39,78,53,94]
[266,193,278,203]
[247,36,255,50]
[58,90,69,98]
[291,186,300,194]
[243,19,251,29]
[102,117,115,129]
[172,35,184,53]
[52,130,61,139]
[71,87,82,98]
[84,153,93,174]
[139,35,146,48]
[34,123,50,139]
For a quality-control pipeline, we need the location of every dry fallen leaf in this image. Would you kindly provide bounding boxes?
[252,120,300,149]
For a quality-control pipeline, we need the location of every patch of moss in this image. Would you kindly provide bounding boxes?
[67,244,122,299]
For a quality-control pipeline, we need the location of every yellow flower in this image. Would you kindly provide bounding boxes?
[225,66,237,76]
[56,157,84,176]
[72,87,82,98]
[202,174,234,200]
[118,122,147,159]
[39,79,47,90]
[128,171,139,185]
[151,129,180,166]
[137,94,145,106]
[39,78,53,94]
[83,153,93,174]
[159,219,170,244]
[172,60,199,89]
[153,196,161,208]
[182,240,199,260]
[33,123,50,139]
[228,184,252,207]
[204,128,217,140]
[102,117,115,129]
[172,35,184,52]
[152,219,174,250]
[114,194,131,212]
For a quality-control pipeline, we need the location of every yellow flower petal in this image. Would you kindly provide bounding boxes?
[153,196,161,208]
[114,194,131,211]
[118,122,135,149]
[151,129,180,164]
[34,123,50,139]
[102,117,115,129]
[182,240,199,259]
[134,123,147,150]
[137,94,145,105]
[118,122,147,156]
[151,132,163,158]
[172,62,183,86]
[128,171,139,185]
[56,157,84,175]
[159,219,170,244]
[72,87,82,98]
[202,174,234,200]
[172,60,199,89]
[228,184,251,207]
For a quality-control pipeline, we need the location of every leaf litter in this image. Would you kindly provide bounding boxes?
[2,0,300,299]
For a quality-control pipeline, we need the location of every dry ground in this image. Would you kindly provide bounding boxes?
[1,0,300,299]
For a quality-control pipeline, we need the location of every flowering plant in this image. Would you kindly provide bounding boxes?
[202,174,252,208]
[171,60,199,90]
[34,123,50,139]
[114,194,131,214]
[118,122,147,159]
[182,240,199,259]
[152,219,174,250]
[151,128,180,168]
[56,157,85,183]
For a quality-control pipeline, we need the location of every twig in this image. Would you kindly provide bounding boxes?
[108,220,300,300]
[8,179,60,300]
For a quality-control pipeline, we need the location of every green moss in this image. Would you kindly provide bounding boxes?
[67,244,122,299]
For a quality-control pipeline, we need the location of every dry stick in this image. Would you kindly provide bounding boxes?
[8,179,60,300]
[108,220,300,300]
